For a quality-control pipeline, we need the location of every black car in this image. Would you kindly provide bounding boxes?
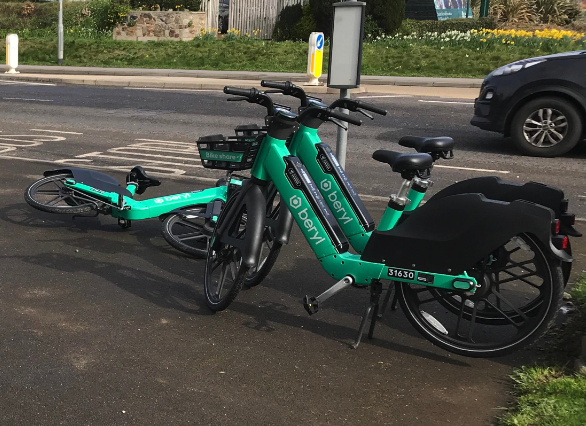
[471,51,586,157]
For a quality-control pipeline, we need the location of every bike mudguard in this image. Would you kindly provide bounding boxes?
[44,167,132,198]
[361,193,570,275]
[215,179,267,268]
[427,176,581,237]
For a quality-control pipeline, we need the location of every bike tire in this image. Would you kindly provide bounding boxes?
[161,205,210,258]
[25,173,96,215]
[398,233,564,358]
[204,195,250,312]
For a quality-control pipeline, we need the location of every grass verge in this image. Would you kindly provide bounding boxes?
[0,37,584,78]
[500,276,586,426]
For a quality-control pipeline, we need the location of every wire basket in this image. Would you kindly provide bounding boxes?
[197,133,264,171]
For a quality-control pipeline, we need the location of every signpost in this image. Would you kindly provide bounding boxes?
[307,32,324,85]
[58,0,63,65]
[5,34,19,74]
[327,1,366,168]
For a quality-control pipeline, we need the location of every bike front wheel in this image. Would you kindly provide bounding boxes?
[25,173,97,214]
[204,196,250,312]
[398,233,564,358]
[162,206,212,258]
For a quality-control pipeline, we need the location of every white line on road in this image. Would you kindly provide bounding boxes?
[357,95,412,99]
[124,87,221,93]
[3,97,53,102]
[136,138,194,144]
[0,80,56,86]
[435,164,510,174]
[30,129,83,135]
[418,100,474,105]
[576,217,586,222]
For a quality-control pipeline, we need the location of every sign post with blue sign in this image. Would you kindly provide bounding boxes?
[307,32,324,85]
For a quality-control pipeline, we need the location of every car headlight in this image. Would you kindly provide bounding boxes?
[491,60,545,77]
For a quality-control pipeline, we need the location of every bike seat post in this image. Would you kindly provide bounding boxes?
[377,179,413,232]
[126,181,138,197]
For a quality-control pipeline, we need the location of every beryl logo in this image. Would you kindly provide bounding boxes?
[320,179,332,192]
[154,198,164,204]
[289,195,302,209]
[288,194,325,245]
[319,179,352,225]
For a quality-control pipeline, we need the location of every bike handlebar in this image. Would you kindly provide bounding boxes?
[261,80,312,107]
[329,109,362,126]
[298,106,362,127]
[260,80,289,91]
[224,86,257,97]
[329,98,388,116]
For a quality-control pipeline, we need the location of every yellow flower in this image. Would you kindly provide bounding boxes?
[146,55,149,57]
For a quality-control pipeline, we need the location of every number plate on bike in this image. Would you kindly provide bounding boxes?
[387,268,415,280]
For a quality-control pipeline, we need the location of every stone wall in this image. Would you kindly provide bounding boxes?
[114,11,206,41]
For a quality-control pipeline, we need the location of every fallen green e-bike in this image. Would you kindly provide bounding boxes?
[202,87,573,358]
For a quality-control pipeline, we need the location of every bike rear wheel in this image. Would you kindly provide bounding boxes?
[204,196,250,311]
[398,233,564,357]
[162,206,211,258]
[25,173,97,214]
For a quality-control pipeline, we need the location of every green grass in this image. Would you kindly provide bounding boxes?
[500,276,586,426]
[0,36,584,78]
[500,366,586,426]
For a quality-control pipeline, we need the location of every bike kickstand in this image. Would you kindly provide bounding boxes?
[351,281,383,349]
[377,281,395,319]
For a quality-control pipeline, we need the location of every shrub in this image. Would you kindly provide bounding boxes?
[309,0,335,36]
[364,15,385,40]
[398,17,497,35]
[490,0,535,23]
[534,0,581,25]
[273,3,316,41]
[365,0,404,35]
[20,2,35,17]
[89,0,130,31]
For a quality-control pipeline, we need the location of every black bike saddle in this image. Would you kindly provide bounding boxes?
[127,166,161,195]
[372,150,433,179]
[399,136,454,160]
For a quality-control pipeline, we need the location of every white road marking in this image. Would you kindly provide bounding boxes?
[30,129,83,135]
[418,100,474,105]
[0,135,66,146]
[3,97,53,102]
[576,217,586,222]
[124,87,221,93]
[357,95,412,99]
[0,80,56,86]
[435,164,510,174]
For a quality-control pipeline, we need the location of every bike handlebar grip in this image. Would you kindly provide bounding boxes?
[330,110,362,126]
[224,86,255,97]
[260,80,288,90]
[357,101,388,116]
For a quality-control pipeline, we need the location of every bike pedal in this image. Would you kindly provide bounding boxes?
[303,296,319,315]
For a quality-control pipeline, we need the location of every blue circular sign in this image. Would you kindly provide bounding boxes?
[316,34,324,50]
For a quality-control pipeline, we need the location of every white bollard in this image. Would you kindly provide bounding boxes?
[306,32,324,86]
[5,34,19,74]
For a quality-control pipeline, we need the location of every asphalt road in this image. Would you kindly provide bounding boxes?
[0,80,585,426]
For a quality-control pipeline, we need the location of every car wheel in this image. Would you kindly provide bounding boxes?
[510,96,582,157]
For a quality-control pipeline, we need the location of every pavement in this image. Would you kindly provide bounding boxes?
[0,80,585,425]
[0,65,483,96]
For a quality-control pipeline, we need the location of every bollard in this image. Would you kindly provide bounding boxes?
[5,34,19,74]
[306,32,324,86]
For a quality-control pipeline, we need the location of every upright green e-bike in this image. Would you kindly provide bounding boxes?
[201,87,573,358]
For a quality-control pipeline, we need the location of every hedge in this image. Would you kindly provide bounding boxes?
[398,17,498,35]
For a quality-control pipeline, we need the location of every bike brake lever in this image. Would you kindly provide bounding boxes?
[264,89,284,94]
[227,96,248,101]
[357,108,374,120]
[273,103,292,111]
[330,118,348,131]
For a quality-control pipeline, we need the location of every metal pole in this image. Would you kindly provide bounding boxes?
[57,0,63,65]
[336,88,350,168]
[335,0,357,169]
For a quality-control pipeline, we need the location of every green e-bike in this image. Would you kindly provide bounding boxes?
[202,87,570,358]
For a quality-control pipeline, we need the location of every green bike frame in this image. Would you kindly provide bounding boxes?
[250,132,475,291]
[61,179,234,221]
[288,124,428,254]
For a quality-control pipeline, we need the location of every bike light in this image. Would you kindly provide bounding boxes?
[562,236,569,250]
[552,220,560,235]
[484,90,494,100]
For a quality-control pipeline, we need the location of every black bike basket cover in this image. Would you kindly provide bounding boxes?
[197,132,264,171]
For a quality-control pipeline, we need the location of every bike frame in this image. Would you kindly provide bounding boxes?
[244,132,476,291]
[288,124,428,254]
[61,178,236,221]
